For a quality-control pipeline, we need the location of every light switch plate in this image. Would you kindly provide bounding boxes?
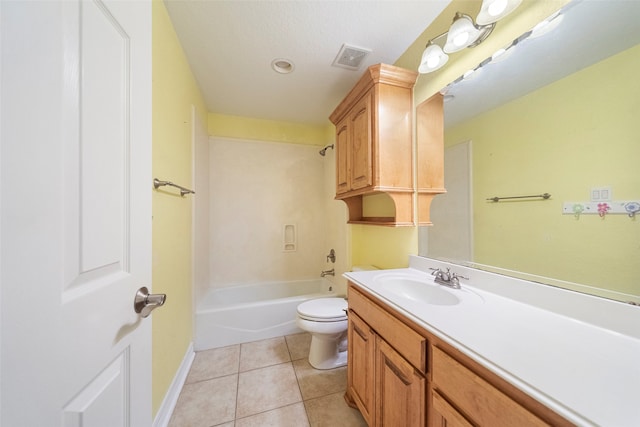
[590,186,612,201]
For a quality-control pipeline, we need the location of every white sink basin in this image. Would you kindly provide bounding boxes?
[376,277,461,306]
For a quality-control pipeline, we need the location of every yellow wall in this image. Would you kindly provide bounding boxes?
[151,0,207,417]
[209,113,332,146]
[445,44,640,296]
[349,0,570,270]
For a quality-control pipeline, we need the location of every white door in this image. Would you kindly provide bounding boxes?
[1,1,152,426]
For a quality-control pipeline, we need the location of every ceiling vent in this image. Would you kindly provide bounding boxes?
[332,44,372,70]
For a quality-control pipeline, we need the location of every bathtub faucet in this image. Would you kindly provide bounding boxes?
[321,268,335,277]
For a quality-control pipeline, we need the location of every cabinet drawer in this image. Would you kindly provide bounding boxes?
[432,346,549,427]
[348,283,427,373]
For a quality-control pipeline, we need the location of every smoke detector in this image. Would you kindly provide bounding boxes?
[332,44,371,70]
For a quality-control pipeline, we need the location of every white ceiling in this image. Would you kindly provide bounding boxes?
[164,0,450,125]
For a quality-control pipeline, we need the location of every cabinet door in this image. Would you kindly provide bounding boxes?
[376,337,426,427]
[348,311,376,426]
[349,92,373,191]
[431,390,473,427]
[335,118,350,194]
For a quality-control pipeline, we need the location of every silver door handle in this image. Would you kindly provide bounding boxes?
[134,287,166,318]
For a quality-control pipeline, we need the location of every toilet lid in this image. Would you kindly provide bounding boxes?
[297,298,347,321]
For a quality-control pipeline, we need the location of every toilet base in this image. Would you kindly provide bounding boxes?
[308,332,348,370]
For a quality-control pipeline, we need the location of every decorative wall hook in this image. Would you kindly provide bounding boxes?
[572,203,584,219]
[597,202,610,218]
[563,200,640,218]
[624,202,640,218]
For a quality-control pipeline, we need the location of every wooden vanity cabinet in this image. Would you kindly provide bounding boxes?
[346,282,574,427]
[347,309,376,426]
[376,337,426,426]
[347,284,427,427]
[330,64,419,226]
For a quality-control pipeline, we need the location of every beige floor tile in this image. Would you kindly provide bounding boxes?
[304,391,368,427]
[239,337,291,371]
[293,359,347,400]
[186,345,240,384]
[285,332,311,361]
[168,374,237,427]
[236,362,302,419]
[235,402,310,427]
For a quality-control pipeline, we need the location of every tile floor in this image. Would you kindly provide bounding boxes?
[168,333,368,427]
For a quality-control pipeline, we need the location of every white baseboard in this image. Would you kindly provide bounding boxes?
[153,342,195,427]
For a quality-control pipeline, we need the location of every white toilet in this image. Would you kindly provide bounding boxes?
[296,297,348,370]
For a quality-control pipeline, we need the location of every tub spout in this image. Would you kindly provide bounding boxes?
[321,269,335,277]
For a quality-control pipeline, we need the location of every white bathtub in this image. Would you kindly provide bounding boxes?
[195,278,338,350]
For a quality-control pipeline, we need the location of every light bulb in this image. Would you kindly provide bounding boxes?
[488,0,508,17]
[454,32,470,47]
[427,56,440,68]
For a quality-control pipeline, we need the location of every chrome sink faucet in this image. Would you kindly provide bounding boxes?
[429,268,468,289]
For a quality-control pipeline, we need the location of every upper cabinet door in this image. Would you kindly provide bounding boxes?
[349,92,373,191]
[335,118,351,194]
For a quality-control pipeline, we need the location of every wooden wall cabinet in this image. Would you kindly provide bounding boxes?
[345,282,573,427]
[329,64,420,226]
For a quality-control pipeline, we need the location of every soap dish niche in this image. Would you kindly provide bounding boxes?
[283,224,297,252]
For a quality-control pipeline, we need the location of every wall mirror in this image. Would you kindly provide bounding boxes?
[419,0,640,303]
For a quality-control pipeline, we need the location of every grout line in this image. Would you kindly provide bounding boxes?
[233,401,308,425]
[184,334,354,426]
[234,344,242,421]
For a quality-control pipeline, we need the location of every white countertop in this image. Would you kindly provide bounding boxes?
[344,256,640,427]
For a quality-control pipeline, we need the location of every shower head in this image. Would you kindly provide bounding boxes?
[319,144,334,156]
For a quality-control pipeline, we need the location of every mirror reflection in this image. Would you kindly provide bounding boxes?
[419,0,640,303]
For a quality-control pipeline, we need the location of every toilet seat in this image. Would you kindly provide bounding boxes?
[297,298,347,322]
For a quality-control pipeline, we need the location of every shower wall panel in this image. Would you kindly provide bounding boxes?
[209,137,326,288]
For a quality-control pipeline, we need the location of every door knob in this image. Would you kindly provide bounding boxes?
[134,287,166,318]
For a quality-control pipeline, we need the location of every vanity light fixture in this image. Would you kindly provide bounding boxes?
[443,13,491,53]
[418,41,449,73]
[418,1,522,74]
[476,0,523,25]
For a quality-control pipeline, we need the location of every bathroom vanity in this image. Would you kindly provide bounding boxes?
[344,256,640,427]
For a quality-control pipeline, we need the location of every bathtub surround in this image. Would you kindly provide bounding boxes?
[209,137,328,287]
[192,106,211,305]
